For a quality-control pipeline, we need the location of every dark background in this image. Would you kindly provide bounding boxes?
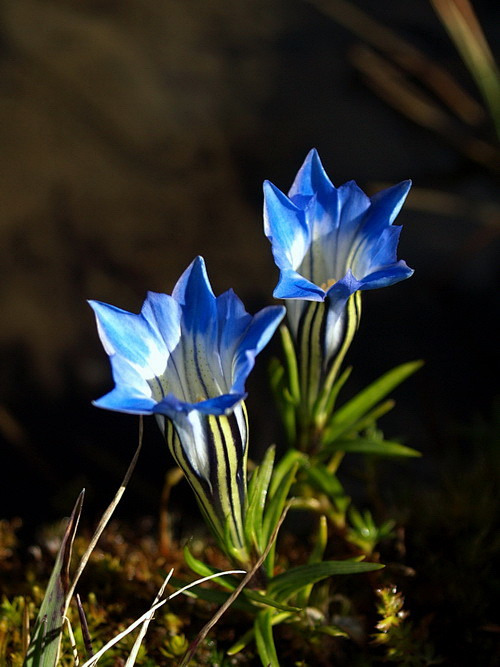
[0,0,498,536]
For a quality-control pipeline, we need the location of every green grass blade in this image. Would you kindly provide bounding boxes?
[245,446,276,552]
[255,609,280,667]
[65,418,144,612]
[263,462,299,574]
[324,360,423,442]
[183,545,235,590]
[323,437,421,457]
[296,515,328,607]
[268,559,384,602]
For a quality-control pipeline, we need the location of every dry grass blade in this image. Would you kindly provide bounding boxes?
[64,616,80,666]
[79,570,245,667]
[430,0,500,137]
[64,417,144,615]
[349,43,500,172]
[306,0,485,126]
[22,597,30,657]
[124,569,174,667]
[80,601,168,667]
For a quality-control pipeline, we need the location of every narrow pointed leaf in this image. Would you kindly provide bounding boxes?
[296,515,328,608]
[268,560,384,602]
[304,464,348,500]
[269,358,297,443]
[255,609,280,667]
[24,491,84,667]
[320,365,353,423]
[263,462,299,574]
[183,546,235,591]
[324,360,423,441]
[323,438,421,457]
[323,399,396,445]
[245,446,276,550]
[269,448,304,497]
[181,548,299,612]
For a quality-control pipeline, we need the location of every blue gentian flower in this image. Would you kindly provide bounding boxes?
[90,256,285,557]
[264,149,413,413]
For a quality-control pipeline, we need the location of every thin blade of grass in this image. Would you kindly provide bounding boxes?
[79,570,244,667]
[64,615,80,666]
[430,0,500,138]
[65,417,144,614]
[307,0,485,125]
[23,490,84,667]
[255,608,280,667]
[124,569,174,666]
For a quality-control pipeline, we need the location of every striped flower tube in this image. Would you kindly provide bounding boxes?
[89,256,285,563]
[264,150,413,426]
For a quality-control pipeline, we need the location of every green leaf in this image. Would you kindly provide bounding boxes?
[317,365,353,424]
[262,462,299,574]
[268,560,384,602]
[269,448,304,497]
[304,464,346,499]
[279,325,300,404]
[303,464,351,516]
[24,491,84,667]
[245,446,276,552]
[255,609,280,667]
[183,546,235,591]
[296,516,328,608]
[269,358,297,444]
[323,437,421,458]
[335,398,395,437]
[323,360,423,442]
[242,590,300,613]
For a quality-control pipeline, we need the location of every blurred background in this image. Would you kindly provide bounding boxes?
[0,0,498,534]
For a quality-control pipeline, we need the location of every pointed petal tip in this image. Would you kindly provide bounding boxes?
[154,391,246,417]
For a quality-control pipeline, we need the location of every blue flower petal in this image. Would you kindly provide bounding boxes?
[364,180,412,233]
[154,391,246,418]
[359,262,414,290]
[231,304,286,394]
[288,148,334,202]
[89,300,167,375]
[140,291,182,354]
[93,389,156,414]
[263,181,309,271]
[274,268,325,301]
[172,256,217,334]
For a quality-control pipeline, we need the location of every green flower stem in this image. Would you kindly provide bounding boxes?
[326,450,345,476]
